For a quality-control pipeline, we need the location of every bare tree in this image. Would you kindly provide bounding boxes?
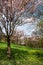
[0,0,30,58]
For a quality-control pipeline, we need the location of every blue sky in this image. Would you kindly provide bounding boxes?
[16,17,38,36]
[0,15,39,36]
[16,23,35,36]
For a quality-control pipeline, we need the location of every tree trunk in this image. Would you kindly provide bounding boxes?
[7,35,11,58]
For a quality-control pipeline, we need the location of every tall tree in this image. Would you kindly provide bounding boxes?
[0,0,30,58]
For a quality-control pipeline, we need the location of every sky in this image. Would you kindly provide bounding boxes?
[16,17,38,36]
[0,14,39,36]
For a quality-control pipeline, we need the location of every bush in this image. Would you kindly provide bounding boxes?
[24,38,43,48]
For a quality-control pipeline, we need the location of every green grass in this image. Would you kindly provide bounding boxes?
[0,42,43,65]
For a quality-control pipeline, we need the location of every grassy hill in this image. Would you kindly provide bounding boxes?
[0,42,43,65]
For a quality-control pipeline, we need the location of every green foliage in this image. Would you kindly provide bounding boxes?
[37,19,43,28]
[37,19,43,37]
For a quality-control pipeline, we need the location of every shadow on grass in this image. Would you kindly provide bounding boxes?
[34,51,43,61]
[0,48,43,65]
[11,48,29,59]
[0,48,29,65]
